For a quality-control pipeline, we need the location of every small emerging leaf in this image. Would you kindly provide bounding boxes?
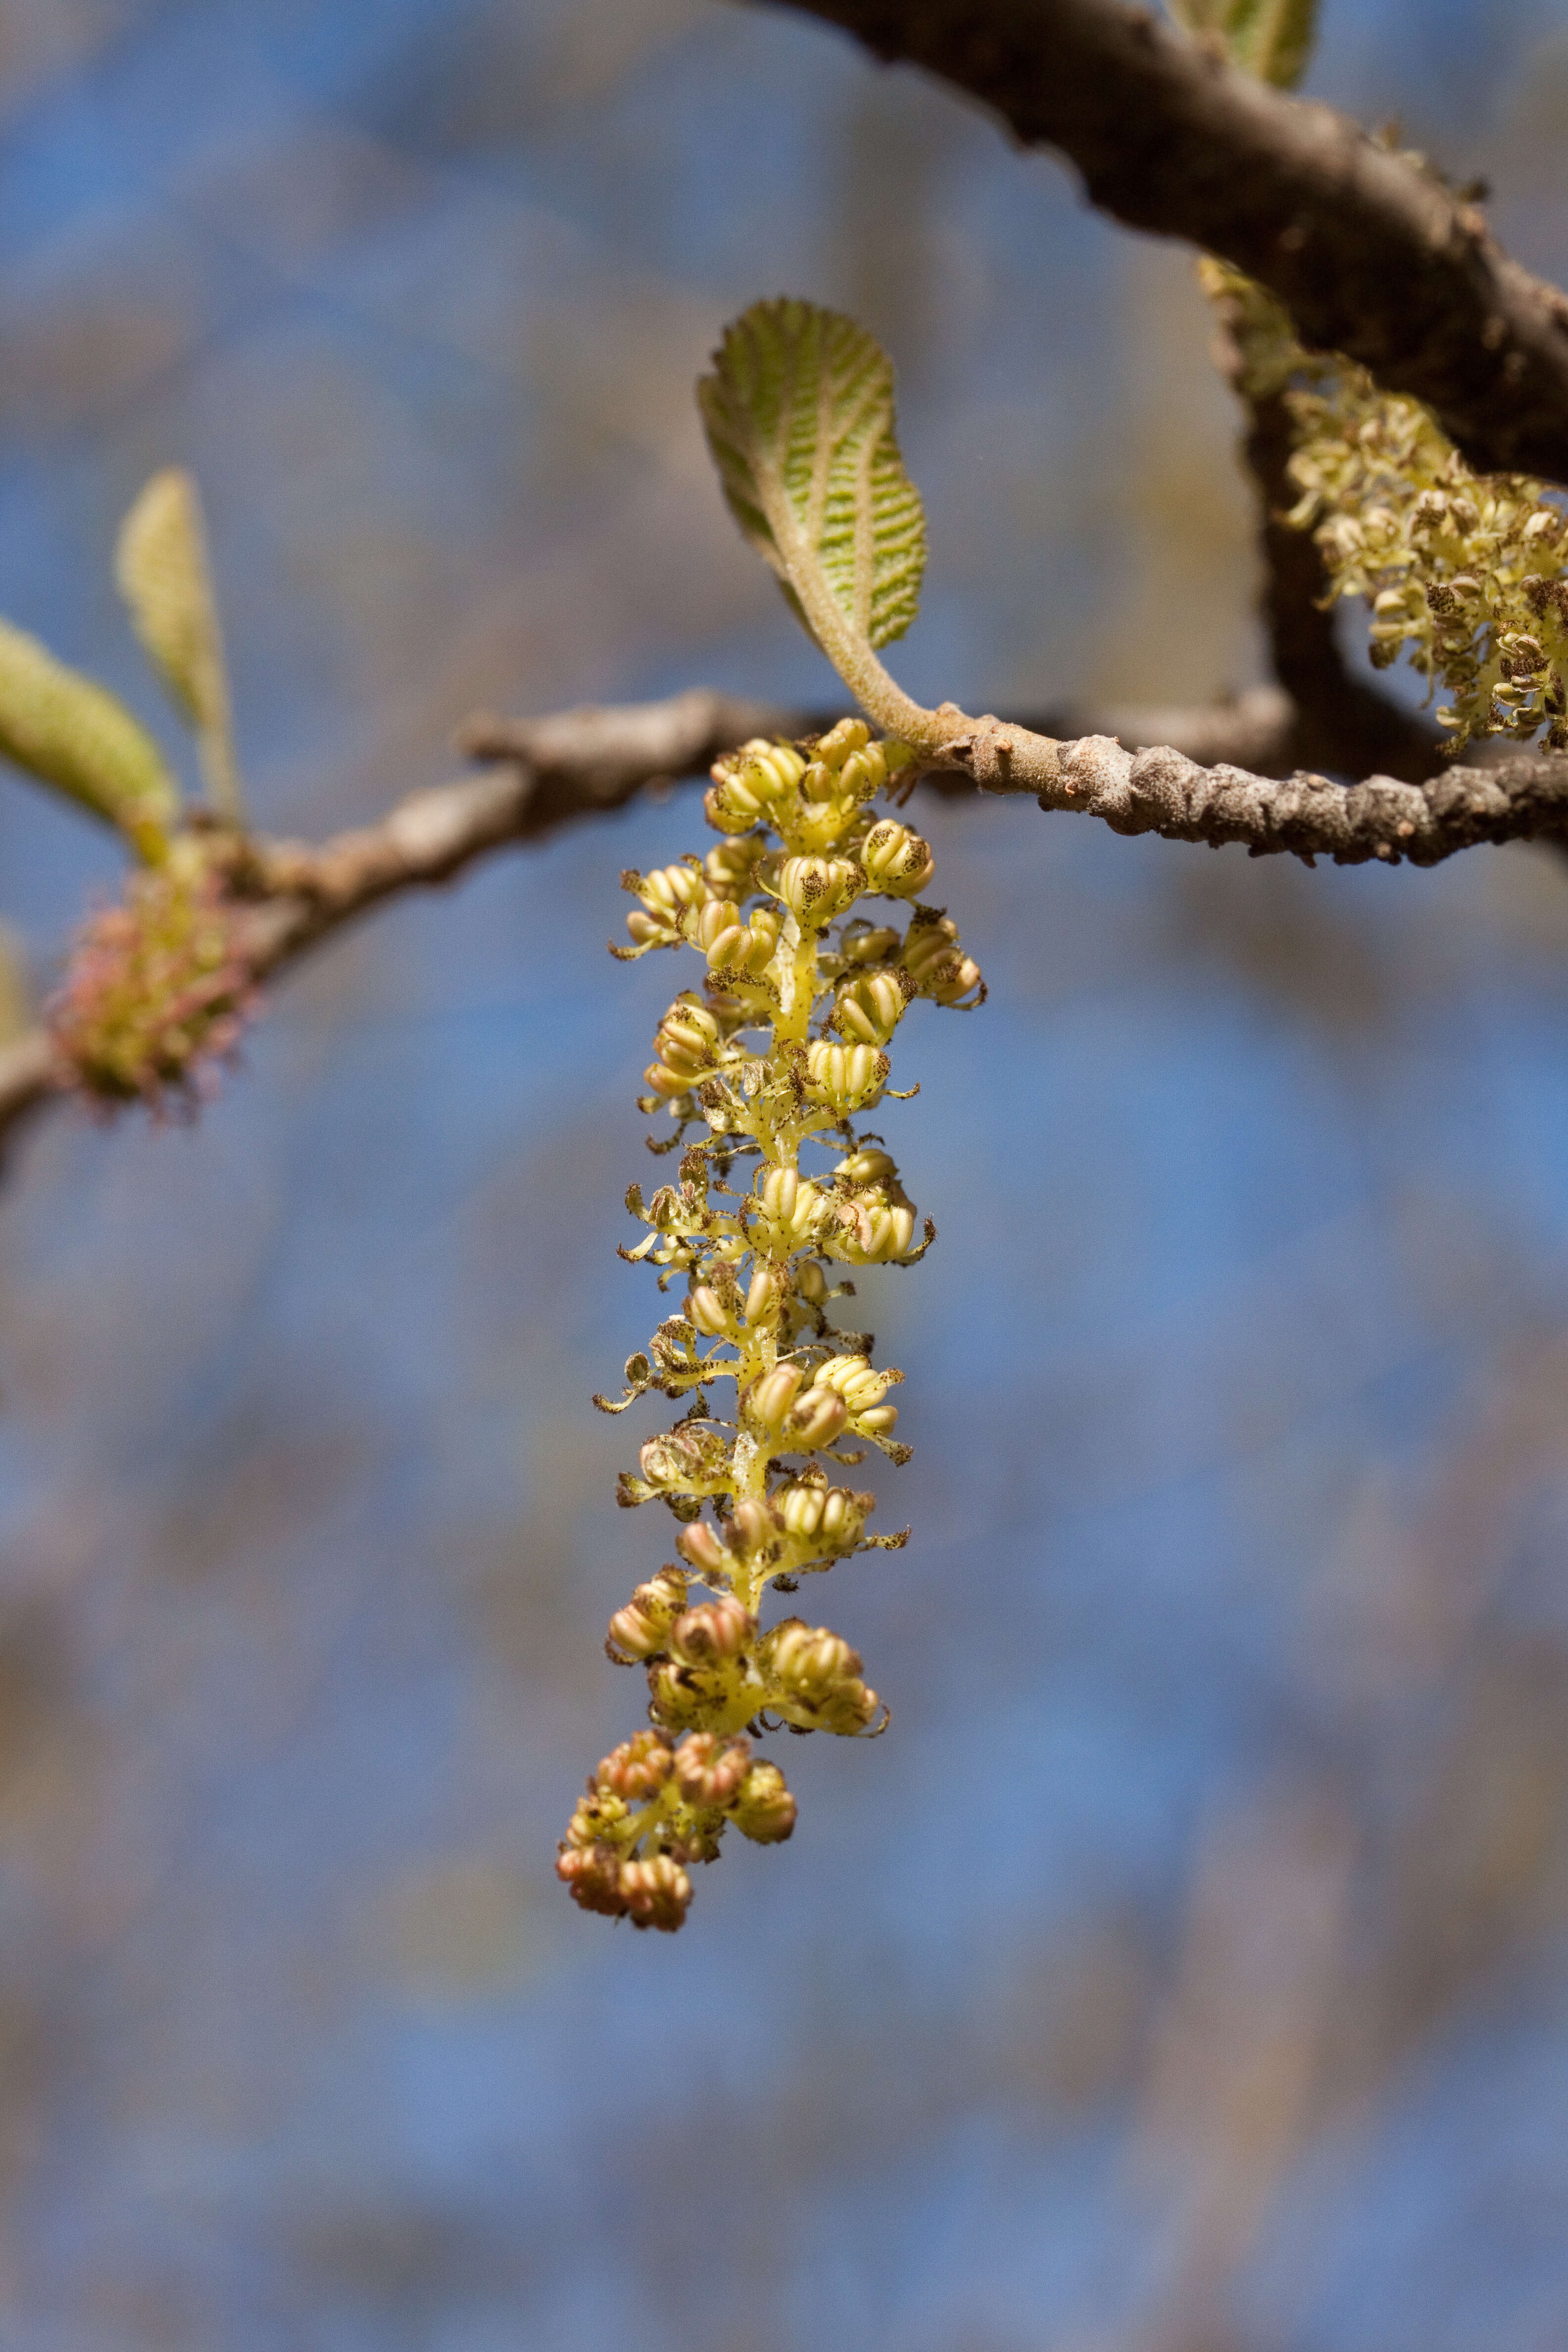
[116,468,241,818]
[698,298,925,656]
[1167,0,1318,88]
[0,923,30,1047]
[0,616,177,852]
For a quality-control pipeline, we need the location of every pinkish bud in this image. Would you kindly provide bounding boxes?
[674,1731,752,1808]
[606,1566,687,1660]
[557,1844,630,1918]
[749,1363,804,1430]
[618,1855,693,1932]
[597,1729,675,1801]
[670,1596,754,1665]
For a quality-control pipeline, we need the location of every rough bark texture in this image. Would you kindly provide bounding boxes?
[2,683,1558,1164]
[769,0,1568,485]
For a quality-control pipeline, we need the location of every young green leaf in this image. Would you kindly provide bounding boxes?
[116,468,241,820]
[698,298,926,664]
[0,922,30,1047]
[0,617,178,853]
[1167,0,1318,88]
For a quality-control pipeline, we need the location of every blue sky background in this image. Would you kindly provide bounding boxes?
[1,2,1568,2346]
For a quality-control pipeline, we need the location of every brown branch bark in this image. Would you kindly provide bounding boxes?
[767,0,1568,485]
[0,683,1559,1167]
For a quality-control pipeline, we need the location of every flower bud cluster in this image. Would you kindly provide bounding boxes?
[49,842,259,1115]
[1201,257,1568,753]
[565,718,983,1928]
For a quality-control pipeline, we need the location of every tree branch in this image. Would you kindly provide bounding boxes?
[767,0,1568,485]
[960,730,1568,865]
[0,681,1557,1166]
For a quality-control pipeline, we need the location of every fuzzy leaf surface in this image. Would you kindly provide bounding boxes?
[698,298,925,652]
[116,469,239,815]
[0,617,177,842]
[1168,0,1318,87]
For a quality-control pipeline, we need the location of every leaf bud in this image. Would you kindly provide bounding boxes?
[728,1758,797,1842]
[860,820,934,898]
[618,1854,692,1932]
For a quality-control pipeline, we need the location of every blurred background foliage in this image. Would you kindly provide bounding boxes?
[1,0,1568,2345]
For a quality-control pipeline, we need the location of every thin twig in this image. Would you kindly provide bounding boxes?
[0,681,1554,1165]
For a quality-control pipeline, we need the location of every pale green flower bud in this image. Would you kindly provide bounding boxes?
[686,1284,735,1337]
[835,1148,897,1184]
[626,864,709,952]
[901,914,983,1005]
[789,1386,847,1446]
[813,1354,897,1416]
[860,819,934,897]
[813,717,870,763]
[764,1618,879,1733]
[755,1167,827,1251]
[793,1259,827,1306]
[839,922,902,966]
[777,1479,865,1548]
[748,1362,804,1430]
[729,1759,796,1843]
[744,1269,778,1325]
[618,1854,692,1932]
[804,1039,888,1111]
[705,739,806,831]
[834,970,910,1046]
[778,854,863,922]
[656,998,722,1077]
[704,833,766,894]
